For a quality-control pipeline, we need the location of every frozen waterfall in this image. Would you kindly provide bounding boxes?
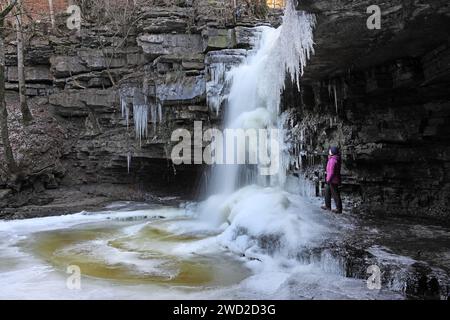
[207,0,316,195]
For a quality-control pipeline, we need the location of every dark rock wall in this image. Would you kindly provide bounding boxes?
[286,0,450,222]
[1,0,280,203]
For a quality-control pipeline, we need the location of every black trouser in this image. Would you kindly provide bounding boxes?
[325,183,342,211]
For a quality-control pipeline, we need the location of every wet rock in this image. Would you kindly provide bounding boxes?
[49,89,117,116]
[202,28,236,51]
[77,49,127,70]
[281,0,450,222]
[6,65,52,83]
[5,82,54,96]
[50,56,90,78]
[234,26,260,48]
[194,0,235,28]
[42,173,59,189]
[422,45,450,85]
[182,60,205,70]
[137,33,203,58]
[138,6,193,34]
[152,53,205,73]
[0,189,12,200]
[156,74,206,105]
[297,0,450,83]
[205,49,248,114]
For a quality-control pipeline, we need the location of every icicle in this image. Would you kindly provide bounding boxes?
[133,104,148,145]
[333,84,338,114]
[158,101,163,123]
[328,79,339,114]
[206,62,228,115]
[130,89,149,145]
[127,152,132,174]
[119,89,130,129]
[150,102,156,124]
[149,101,157,134]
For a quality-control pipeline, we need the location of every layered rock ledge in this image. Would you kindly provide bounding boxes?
[282,0,450,222]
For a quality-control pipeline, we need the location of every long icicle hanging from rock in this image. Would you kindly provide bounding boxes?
[119,87,150,145]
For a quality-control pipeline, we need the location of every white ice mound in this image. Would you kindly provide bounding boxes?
[198,186,328,256]
[234,107,272,129]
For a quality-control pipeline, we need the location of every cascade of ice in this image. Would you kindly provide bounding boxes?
[133,104,148,145]
[207,62,227,116]
[149,100,163,134]
[119,87,153,144]
[119,87,133,129]
[121,95,130,129]
[132,91,149,145]
[207,0,316,195]
[206,49,249,116]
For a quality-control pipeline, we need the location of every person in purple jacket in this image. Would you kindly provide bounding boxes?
[321,146,343,214]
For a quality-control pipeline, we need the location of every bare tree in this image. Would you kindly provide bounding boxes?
[75,0,153,86]
[47,0,55,29]
[15,0,32,124]
[0,0,18,173]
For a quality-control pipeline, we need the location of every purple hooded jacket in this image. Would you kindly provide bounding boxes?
[326,154,341,185]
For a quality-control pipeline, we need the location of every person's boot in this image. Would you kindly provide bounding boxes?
[332,209,342,214]
[321,206,331,211]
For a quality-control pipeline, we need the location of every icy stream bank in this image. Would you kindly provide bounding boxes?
[0,195,415,300]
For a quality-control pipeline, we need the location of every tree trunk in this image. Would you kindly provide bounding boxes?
[0,18,17,173]
[16,0,32,124]
[48,0,55,29]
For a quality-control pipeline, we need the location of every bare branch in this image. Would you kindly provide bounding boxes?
[0,0,17,19]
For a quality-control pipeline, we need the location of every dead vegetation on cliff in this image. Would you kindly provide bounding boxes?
[0,95,66,190]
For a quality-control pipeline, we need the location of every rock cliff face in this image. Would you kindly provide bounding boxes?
[1,0,449,222]
[286,0,450,221]
[0,0,281,217]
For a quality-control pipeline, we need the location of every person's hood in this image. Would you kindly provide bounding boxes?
[330,146,340,155]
